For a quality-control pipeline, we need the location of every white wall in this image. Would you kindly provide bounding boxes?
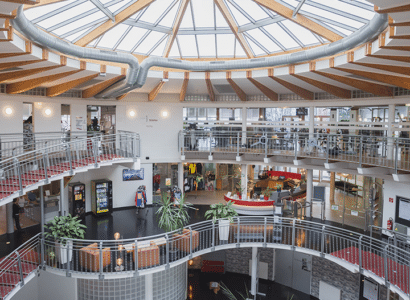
[66,162,153,213]
[32,101,61,133]
[38,270,76,300]
[69,103,87,133]
[0,95,23,134]
[383,180,410,230]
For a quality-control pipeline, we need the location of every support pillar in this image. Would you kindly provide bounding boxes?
[309,106,314,139]
[242,107,247,146]
[145,273,153,300]
[241,164,247,199]
[60,178,65,216]
[329,172,336,204]
[387,104,396,160]
[250,247,258,296]
[40,186,44,234]
[6,203,14,233]
[178,163,184,194]
[306,169,313,217]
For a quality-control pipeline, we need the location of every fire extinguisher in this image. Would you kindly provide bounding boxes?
[387,218,393,231]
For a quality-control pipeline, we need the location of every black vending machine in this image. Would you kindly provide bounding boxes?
[68,182,86,219]
[91,179,113,216]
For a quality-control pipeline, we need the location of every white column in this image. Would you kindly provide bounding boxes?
[242,107,247,146]
[241,164,247,199]
[306,169,313,217]
[349,109,359,136]
[145,273,153,300]
[178,163,184,194]
[330,109,337,134]
[250,247,258,296]
[387,104,396,160]
[6,203,14,233]
[60,178,65,216]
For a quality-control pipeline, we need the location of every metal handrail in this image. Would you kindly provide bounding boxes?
[7,216,404,299]
[179,130,410,172]
[0,132,140,203]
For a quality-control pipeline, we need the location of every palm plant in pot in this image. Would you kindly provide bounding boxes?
[262,187,274,200]
[44,214,86,264]
[205,200,238,241]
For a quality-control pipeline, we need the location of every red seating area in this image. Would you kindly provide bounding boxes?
[266,171,301,180]
[331,246,409,294]
[0,154,123,201]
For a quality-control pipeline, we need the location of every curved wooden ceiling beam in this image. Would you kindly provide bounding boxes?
[313,70,393,97]
[351,62,410,77]
[253,0,342,42]
[205,72,215,102]
[268,69,314,100]
[180,72,189,102]
[375,4,410,14]
[0,59,45,71]
[82,75,125,98]
[75,0,156,47]
[214,0,254,58]
[247,71,278,101]
[24,0,65,9]
[46,73,99,97]
[164,0,190,58]
[227,72,247,101]
[368,55,410,64]
[0,65,63,83]
[148,71,168,101]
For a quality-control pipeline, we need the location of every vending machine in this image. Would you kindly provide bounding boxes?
[68,182,86,219]
[91,179,113,216]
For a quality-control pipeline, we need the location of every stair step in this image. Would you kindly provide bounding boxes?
[0,271,21,286]
[0,285,14,298]
[0,259,37,275]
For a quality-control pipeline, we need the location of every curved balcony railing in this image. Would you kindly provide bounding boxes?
[179,131,410,172]
[1,217,408,299]
[0,132,140,202]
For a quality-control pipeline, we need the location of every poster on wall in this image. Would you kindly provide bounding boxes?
[76,116,85,131]
[123,169,144,181]
[363,278,378,300]
[396,196,410,227]
[165,178,171,186]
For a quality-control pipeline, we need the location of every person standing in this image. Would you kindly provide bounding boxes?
[12,198,22,231]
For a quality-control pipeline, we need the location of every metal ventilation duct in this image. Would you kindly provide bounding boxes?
[12,7,388,99]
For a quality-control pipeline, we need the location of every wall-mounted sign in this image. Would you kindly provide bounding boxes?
[165,178,171,186]
[389,197,394,203]
[76,116,85,131]
[351,210,358,216]
[331,205,338,211]
[123,168,144,181]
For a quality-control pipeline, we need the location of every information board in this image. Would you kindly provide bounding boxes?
[396,196,410,227]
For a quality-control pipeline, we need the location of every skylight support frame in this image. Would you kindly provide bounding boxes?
[31,0,87,24]
[292,0,306,18]
[89,0,115,22]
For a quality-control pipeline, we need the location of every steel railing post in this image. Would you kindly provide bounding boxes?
[42,149,49,184]
[134,239,139,276]
[41,236,45,270]
[13,158,23,196]
[99,242,104,279]
[263,217,267,248]
[66,145,73,175]
[326,136,329,164]
[384,245,389,286]
[212,222,215,251]
[359,136,363,168]
[92,137,98,167]
[358,236,363,274]
[236,218,241,248]
[237,132,240,157]
[291,219,296,250]
[66,240,71,277]
[394,140,399,174]
[294,134,298,161]
[265,137,268,158]
[321,225,326,257]
[17,253,24,287]
[189,226,193,259]
[165,234,170,269]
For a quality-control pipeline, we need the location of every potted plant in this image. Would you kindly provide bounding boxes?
[276,183,282,192]
[262,187,274,200]
[44,214,86,264]
[205,200,238,241]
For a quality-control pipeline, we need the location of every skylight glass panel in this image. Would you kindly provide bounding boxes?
[116,27,148,51]
[235,39,246,57]
[263,23,299,49]
[130,9,145,21]
[281,20,318,46]
[52,12,106,36]
[177,35,198,57]
[226,2,251,26]
[323,23,352,36]
[64,28,91,42]
[197,35,216,57]
[169,40,180,57]
[246,29,281,53]
[150,38,167,56]
[25,0,77,21]
[98,24,128,49]
[311,0,374,20]
[158,2,179,28]
[108,0,132,14]
[180,2,194,29]
[216,34,235,56]
[191,0,214,28]
[215,3,229,28]
[230,0,269,21]
[134,31,166,54]
[37,2,96,29]
[245,38,265,56]
[139,0,174,24]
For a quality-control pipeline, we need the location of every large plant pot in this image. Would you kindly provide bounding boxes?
[218,219,230,241]
[55,240,73,265]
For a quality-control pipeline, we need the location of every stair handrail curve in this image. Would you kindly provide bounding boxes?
[11,216,406,300]
[179,130,410,173]
[0,132,140,205]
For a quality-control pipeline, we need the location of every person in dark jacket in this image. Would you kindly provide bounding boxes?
[12,198,22,231]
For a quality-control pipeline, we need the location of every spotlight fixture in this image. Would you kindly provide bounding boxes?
[162,111,168,117]
[5,108,12,115]
[129,110,136,117]
[114,232,120,240]
[45,108,51,116]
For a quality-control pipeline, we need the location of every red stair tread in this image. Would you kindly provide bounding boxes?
[0,186,19,193]
[0,259,37,275]
[0,285,13,298]
[0,271,21,285]
[10,250,40,265]
[0,192,12,198]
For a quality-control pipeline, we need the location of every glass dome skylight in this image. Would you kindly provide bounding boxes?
[25,0,375,59]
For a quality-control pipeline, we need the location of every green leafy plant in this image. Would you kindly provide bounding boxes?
[262,187,274,197]
[156,193,193,233]
[205,200,238,223]
[276,183,282,190]
[219,281,251,300]
[44,214,86,245]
